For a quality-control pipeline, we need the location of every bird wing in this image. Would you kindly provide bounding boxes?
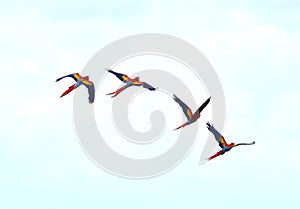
[131,81,143,85]
[107,69,130,83]
[194,97,211,115]
[73,73,81,80]
[206,122,228,148]
[173,94,193,120]
[82,80,95,103]
[233,141,255,148]
[219,137,228,148]
[56,73,80,82]
[141,82,156,91]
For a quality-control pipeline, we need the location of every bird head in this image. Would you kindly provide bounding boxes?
[229,142,235,147]
[134,76,140,81]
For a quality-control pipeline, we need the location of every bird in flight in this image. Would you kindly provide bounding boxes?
[173,95,211,130]
[106,69,157,98]
[56,73,95,104]
[205,121,255,161]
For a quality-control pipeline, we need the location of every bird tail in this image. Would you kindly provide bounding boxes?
[60,84,77,98]
[173,122,188,131]
[106,91,115,95]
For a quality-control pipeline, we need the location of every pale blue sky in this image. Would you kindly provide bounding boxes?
[0,0,299,208]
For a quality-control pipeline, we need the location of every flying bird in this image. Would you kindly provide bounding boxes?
[56,73,95,103]
[205,121,255,161]
[173,95,211,130]
[106,69,157,98]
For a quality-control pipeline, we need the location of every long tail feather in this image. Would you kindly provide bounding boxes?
[106,91,115,95]
[60,85,76,98]
[173,122,188,131]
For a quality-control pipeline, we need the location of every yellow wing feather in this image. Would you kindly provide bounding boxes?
[82,80,93,85]
[220,137,227,147]
[122,75,129,82]
[187,109,193,119]
[132,81,143,85]
[74,73,81,80]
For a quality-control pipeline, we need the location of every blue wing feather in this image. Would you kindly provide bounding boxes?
[107,69,129,83]
[173,94,192,120]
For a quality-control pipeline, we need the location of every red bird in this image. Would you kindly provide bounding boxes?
[106,69,157,98]
[173,95,210,130]
[56,73,95,103]
[205,122,255,161]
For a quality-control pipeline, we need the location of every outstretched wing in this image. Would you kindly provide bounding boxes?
[142,82,156,91]
[206,122,228,148]
[194,97,211,115]
[233,141,255,148]
[173,94,193,121]
[107,69,130,83]
[56,73,80,82]
[83,80,95,103]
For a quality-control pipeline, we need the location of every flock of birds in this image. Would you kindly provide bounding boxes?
[56,69,255,163]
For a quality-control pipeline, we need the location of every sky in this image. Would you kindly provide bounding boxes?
[0,0,300,208]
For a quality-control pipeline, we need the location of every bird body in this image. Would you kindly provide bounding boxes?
[56,73,95,103]
[106,69,157,97]
[206,122,255,161]
[173,95,211,130]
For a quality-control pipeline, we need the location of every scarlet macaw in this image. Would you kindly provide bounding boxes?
[56,73,95,103]
[106,69,157,98]
[206,121,255,161]
[173,95,211,130]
